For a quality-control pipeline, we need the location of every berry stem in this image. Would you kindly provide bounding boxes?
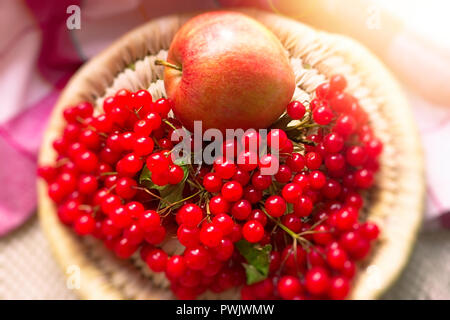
[163,119,177,130]
[133,106,142,119]
[100,171,118,176]
[269,181,280,194]
[55,158,70,167]
[76,116,86,125]
[292,239,303,276]
[205,198,211,216]
[134,186,171,205]
[160,189,204,213]
[152,136,161,148]
[260,207,310,246]
[307,216,328,231]
[286,111,311,131]
[78,204,93,211]
[186,178,203,191]
[300,123,322,129]
[295,139,317,147]
[155,60,182,72]
[187,165,205,190]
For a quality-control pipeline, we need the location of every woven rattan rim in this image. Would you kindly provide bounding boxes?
[37,8,424,300]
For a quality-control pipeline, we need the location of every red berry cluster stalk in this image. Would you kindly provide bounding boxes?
[38,74,382,300]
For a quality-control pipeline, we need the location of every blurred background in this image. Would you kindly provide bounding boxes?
[0,0,449,299]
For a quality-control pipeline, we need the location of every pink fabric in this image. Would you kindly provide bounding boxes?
[0,0,219,236]
[410,93,450,227]
[0,0,448,235]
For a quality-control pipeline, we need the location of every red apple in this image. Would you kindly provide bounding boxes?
[159,11,295,133]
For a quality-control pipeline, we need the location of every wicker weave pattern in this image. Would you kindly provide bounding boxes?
[37,9,424,300]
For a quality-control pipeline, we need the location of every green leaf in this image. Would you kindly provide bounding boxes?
[139,165,152,184]
[242,264,268,284]
[236,240,272,285]
[286,202,294,214]
[172,154,190,166]
[158,182,185,209]
[138,164,189,209]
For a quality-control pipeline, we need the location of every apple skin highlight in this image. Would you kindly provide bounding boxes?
[162,11,296,133]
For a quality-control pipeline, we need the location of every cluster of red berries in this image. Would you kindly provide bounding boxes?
[39,74,382,300]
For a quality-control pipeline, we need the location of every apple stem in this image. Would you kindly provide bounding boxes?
[155,59,182,71]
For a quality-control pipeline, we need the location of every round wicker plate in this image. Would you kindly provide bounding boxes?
[37,9,424,300]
